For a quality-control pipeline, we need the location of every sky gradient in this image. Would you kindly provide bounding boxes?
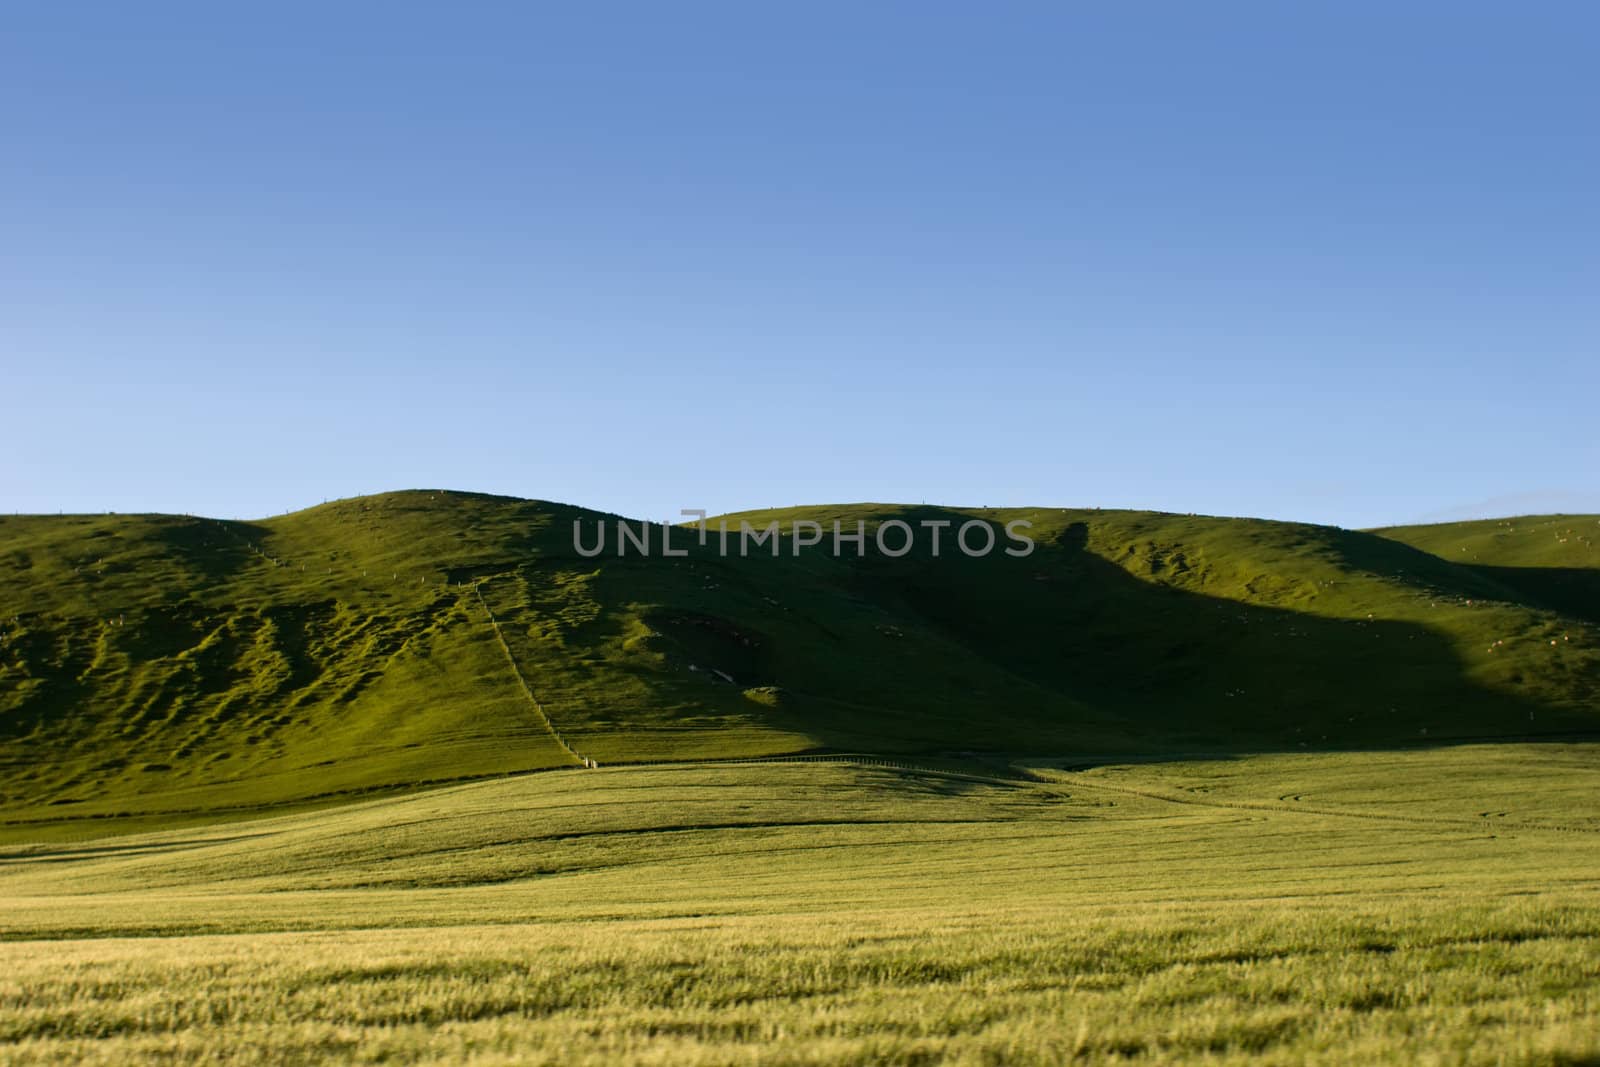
[3,1,1596,528]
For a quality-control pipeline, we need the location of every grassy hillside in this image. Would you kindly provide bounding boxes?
[1375,513,1600,625]
[3,748,1598,1064]
[2,491,1597,835]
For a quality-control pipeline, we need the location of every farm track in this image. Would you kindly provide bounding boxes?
[1036,768,1600,836]
[473,578,585,767]
[7,743,1595,842]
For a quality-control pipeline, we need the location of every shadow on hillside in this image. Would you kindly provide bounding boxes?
[148,517,272,582]
[1456,565,1600,626]
[723,511,1598,756]
[508,505,1599,758]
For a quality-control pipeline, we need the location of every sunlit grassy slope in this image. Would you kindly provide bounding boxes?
[2,491,1597,835]
[1376,513,1600,626]
[3,748,1598,1064]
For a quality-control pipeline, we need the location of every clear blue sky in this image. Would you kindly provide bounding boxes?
[4,2,1596,528]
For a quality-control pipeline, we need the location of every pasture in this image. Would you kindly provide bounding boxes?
[3,744,1598,1064]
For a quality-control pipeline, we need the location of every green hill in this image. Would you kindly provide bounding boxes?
[1374,513,1600,626]
[2,491,1597,837]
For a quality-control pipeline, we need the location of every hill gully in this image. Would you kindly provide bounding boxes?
[574,510,1036,558]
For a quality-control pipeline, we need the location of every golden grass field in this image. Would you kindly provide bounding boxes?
[3,745,1598,1065]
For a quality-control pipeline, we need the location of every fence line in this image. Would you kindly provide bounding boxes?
[473,580,588,767]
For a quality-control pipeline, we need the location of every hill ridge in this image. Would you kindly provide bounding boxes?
[2,490,1596,839]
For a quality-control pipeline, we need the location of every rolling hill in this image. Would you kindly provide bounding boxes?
[1,491,1597,837]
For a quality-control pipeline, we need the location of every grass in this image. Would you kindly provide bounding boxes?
[1376,514,1600,626]
[3,492,1598,837]
[3,493,1599,1060]
[2,747,1599,1064]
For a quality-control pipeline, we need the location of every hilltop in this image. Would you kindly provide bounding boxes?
[1,491,1597,837]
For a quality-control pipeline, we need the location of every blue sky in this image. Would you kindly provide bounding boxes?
[3,1,1596,527]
